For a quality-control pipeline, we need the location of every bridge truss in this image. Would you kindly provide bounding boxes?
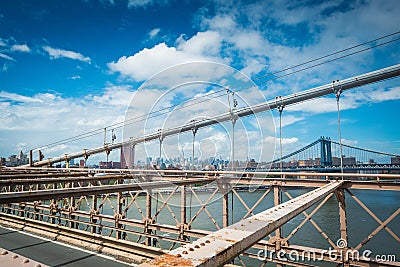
[266,137,400,171]
[0,168,399,267]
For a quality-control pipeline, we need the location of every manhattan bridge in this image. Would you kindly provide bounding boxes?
[265,136,400,172]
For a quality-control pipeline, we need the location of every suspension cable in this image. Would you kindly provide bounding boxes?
[30,89,227,152]
[255,36,400,87]
[253,31,400,82]
[278,103,284,176]
[334,81,344,175]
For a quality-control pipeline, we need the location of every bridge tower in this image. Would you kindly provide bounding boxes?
[121,144,135,169]
[320,136,332,167]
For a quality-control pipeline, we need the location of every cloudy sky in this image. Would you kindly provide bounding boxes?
[1,0,399,164]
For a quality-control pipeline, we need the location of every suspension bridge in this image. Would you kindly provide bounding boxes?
[0,63,399,267]
[264,136,400,172]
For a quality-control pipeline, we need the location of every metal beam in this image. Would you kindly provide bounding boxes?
[0,174,133,186]
[139,181,343,267]
[230,178,400,191]
[0,212,162,263]
[8,168,400,181]
[0,171,91,179]
[0,178,216,204]
[26,63,400,167]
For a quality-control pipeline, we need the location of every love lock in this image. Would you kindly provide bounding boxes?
[68,206,76,214]
[114,213,123,222]
[49,202,59,213]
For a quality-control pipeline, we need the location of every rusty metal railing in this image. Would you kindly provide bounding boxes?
[0,168,399,266]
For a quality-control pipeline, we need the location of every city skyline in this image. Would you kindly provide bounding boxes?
[1,0,399,164]
[2,138,398,169]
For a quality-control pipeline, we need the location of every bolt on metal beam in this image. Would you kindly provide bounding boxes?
[0,247,49,267]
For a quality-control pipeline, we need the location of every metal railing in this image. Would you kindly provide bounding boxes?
[0,168,399,266]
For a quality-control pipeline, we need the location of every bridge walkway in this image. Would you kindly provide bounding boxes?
[0,226,131,267]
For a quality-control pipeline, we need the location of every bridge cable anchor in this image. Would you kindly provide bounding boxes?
[332,79,343,100]
[276,96,285,176]
[227,90,239,170]
[157,129,164,168]
[190,120,198,168]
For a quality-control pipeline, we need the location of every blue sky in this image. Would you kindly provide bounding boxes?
[1,0,399,164]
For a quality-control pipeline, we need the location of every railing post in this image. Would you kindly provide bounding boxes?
[218,178,230,228]
[50,199,57,225]
[145,188,153,246]
[69,181,75,229]
[180,185,188,241]
[50,182,57,224]
[223,192,229,228]
[33,201,40,221]
[91,194,97,234]
[19,203,26,218]
[335,188,349,267]
[274,185,283,267]
[29,149,33,167]
[116,179,124,240]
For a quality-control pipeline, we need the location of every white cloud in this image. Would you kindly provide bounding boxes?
[286,97,340,114]
[70,75,81,80]
[0,53,15,61]
[201,14,273,77]
[177,31,222,56]
[43,45,91,63]
[280,114,305,128]
[0,91,43,103]
[198,0,400,90]
[366,86,400,102]
[11,44,31,53]
[2,79,257,162]
[108,39,224,81]
[262,136,301,160]
[282,137,299,145]
[342,139,358,146]
[0,85,137,160]
[117,61,275,162]
[92,85,134,106]
[240,58,267,78]
[76,118,105,127]
[264,136,299,145]
[110,0,400,88]
[128,0,152,8]
[230,31,267,53]
[149,28,160,39]
[286,86,400,114]
[204,14,236,32]
[108,43,174,80]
